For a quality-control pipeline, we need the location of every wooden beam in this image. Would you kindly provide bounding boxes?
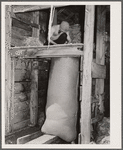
[12,48,83,58]
[17,131,42,144]
[5,5,12,135]
[13,5,69,13]
[91,61,106,79]
[9,44,84,57]
[95,6,106,114]
[10,43,83,50]
[13,119,30,131]
[11,13,40,29]
[53,9,57,25]
[29,11,40,126]
[25,134,56,144]
[81,5,95,144]
[12,18,32,32]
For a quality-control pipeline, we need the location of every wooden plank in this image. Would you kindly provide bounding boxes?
[26,134,57,144]
[11,13,39,29]
[30,60,38,126]
[80,56,84,71]
[17,131,42,144]
[14,110,30,123]
[14,101,29,112]
[12,18,32,32]
[13,5,69,13]
[12,26,32,37]
[13,119,30,131]
[81,5,95,144]
[95,6,106,113]
[5,5,12,135]
[10,43,83,50]
[10,58,15,131]
[53,9,57,25]
[91,61,106,79]
[5,125,40,144]
[29,11,39,126]
[10,47,83,58]
[32,11,40,37]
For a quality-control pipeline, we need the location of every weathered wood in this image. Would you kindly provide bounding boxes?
[10,43,83,50]
[10,58,15,131]
[80,56,83,71]
[95,6,106,113]
[12,26,32,37]
[5,5,12,135]
[25,134,57,144]
[91,61,106,79]
[11,12,40,29]
[5,125,40,144]
[14,93,29,103]
[53,9,57,25]
[13,119,30,131]
[14,101,29,112]
[12,18,32,32]
[32,11,40,37]
[17,131,42,144]
[30,60,39,126]
[81,5,95,144]
[10,47,83,58]
[30,11,40,126]
[14,110,30,123]
[13,5,68,13]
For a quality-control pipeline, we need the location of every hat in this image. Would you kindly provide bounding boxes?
[60,21,70,32]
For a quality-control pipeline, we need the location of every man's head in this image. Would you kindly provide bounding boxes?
[60,21,70,32]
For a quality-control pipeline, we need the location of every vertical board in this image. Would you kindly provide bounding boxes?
[30,11,40,126]
[95,6,106,113]
[5,5,12,134]
[53,9,57,25]
[30,60,39,125]
[81,5,95,144]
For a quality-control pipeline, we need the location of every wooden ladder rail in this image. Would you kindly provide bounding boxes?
[80,5,95,144]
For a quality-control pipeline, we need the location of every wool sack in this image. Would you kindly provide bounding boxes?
[41,57,79,142]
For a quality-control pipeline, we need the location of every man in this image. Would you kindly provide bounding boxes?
[48,21,71,45]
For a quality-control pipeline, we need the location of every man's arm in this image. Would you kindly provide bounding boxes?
[49,39,57,45]
[50,32,63,41]
[66,32,71,43]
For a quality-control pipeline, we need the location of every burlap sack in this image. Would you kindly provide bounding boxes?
[41,57,79,142]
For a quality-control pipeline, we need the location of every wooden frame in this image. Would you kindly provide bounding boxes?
[5,4,107,144]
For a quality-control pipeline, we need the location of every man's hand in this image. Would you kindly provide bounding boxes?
[50,32,63,41]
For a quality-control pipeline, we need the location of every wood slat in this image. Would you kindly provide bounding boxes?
[13,119,30,132]
[11,13,39,29]
[29,12,40,126]
[91,61,106,79]
[5,5,12,135]
[95,6,106,114]
[10,43,83,50]
[81,5,95,144]
[30,60,39,126]
[17,131,42,144]
[12,18,32,32]
[10,47,83,58]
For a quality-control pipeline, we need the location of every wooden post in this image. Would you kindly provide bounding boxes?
[5,5,13,134]
[53,9,57,25]
[95,6,106,114]
[30,11,39,126]
[81,5,95,144]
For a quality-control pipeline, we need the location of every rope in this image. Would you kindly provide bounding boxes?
[48,6,55,47]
